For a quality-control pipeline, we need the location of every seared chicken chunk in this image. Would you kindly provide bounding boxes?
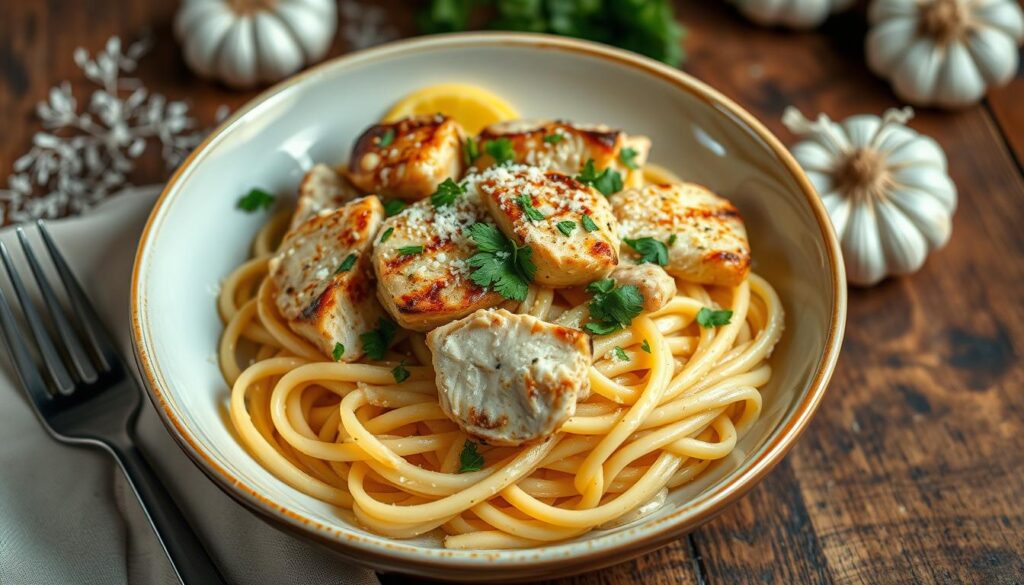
[610,264,677,312]
[347,114,465,202]
[269,196,386,359]
[427,308,591,446]
[474,119,650,188]
[372,186,503,332]
[472,164,620,287]
[290,164,361,230]
[612,183,751,286]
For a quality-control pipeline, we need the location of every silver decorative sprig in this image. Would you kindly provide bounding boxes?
[0,36,212,224]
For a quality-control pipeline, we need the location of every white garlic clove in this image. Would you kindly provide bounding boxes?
[273,0,336,63]
[892,39,944,105]
[820,190,853,235]
[866,17,918,74]
[875,202,929,276]
[886,187,953,249]
[252,12,304,83]
[217,17,259,89]
[180,8,236,78]
[842,203,888,286]
[975,0,1024,38]
[935,42,987,108]
[965,28,1020,85]
[884,134,947,170]
[791,141,838,173]
[889,165,957,213]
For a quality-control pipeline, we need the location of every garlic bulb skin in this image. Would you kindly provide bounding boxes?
[734,0,855,29]
[175,0,337,89]
[783,107,957,286]
[866,0,1024,108]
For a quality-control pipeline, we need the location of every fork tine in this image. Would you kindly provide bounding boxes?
[36,220,117,372]
[0,240,76,395]
[17,229,99,384]
[0,276,53,410]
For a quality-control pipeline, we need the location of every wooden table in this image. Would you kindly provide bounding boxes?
[2,2,1021,583]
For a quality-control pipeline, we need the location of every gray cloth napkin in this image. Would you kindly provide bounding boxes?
[0,187,380,585]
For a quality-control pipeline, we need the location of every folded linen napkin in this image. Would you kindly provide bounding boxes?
[0,187,380,585]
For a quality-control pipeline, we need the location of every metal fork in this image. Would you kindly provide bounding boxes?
[0,221,225,585]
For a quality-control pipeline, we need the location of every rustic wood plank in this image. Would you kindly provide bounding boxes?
[986,70,1024,171]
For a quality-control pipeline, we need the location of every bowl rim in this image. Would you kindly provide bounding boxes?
[130,31,847,575]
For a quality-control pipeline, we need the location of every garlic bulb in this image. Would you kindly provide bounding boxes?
[175,0,337,89]
[733,0,855,29]
[783,107,957,286]
[866,0,1024,108]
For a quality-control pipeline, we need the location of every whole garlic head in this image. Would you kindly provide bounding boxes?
[175,0,337,89]
[734,0,855,29]
[783,107,957,286]
[866,0,1024,108]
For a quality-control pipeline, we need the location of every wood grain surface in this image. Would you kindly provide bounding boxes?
[2,1,1022,584]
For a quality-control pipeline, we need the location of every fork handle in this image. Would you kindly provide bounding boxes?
[106,441,227,584]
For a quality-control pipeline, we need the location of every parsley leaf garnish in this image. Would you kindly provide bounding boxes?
[378,128,395,147]
[334,253,357,274]
[613,346,629,361]
[431,178,465,208]
[398,245,424,256]
[543,133,563,144]
[576,159,623,196]
[383,200,406,217]
[379,227,394,243]
[391,362,411,383]
[583,279,644,335]
[484,138,515,166]
[517,194,545,222]
[556,220,577,236]
[360,318,397,360]
[641,339,652,353]
[458,440,484,473]
[237,188,275,212]
[331,343,345,361]
[668,234,678,246]
[581,214,599,232]
[466,223,536,302]
[619,147,640,170]
[696,308,733,328]
[463,137,480,167]
[624,237,669,266]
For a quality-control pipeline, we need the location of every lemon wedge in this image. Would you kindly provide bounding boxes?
[383,83,520,135]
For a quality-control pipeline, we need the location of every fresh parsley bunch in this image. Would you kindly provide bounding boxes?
[584,278,644,335]
[466,222,537,302]
[418,0,685,67]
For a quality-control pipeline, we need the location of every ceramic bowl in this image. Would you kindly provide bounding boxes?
[131,32,846,581]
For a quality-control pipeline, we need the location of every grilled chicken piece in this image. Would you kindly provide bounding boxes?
[290,164,361,230]
[473,165,620,287]
[610,264,677,312]
[269,196,386,360]
[474,119,650,188]
[427,308,591,446]
[346,114,465,202]
[611,183,751,287]
[371,187,503,332]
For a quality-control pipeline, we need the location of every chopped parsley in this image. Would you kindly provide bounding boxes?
[466,222,536,302]
[379,227,394,243]
[334,253,357,274]
[641,339,652,353]
[431,178,465,208]
[236,188,275,212]
[331,343,345,361]
[583,279,644,335]
[391,362,411,383]
[696,307,733,328]
[459,440,484,473]
[378,127,395,147]
[556,220,577,236]
[398,245,424,256]
[543,133,564,144]
[581,214,599,232]
[668,234,678,246]
[463,137,480,167]
[383,199,406,217]
[360,318,397,360]
[624,237,669,266]
[516,194,545,222]
[576,159,623,196]
[484,138,515,166]
[613,346,630,361]
[619,147,640,170]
